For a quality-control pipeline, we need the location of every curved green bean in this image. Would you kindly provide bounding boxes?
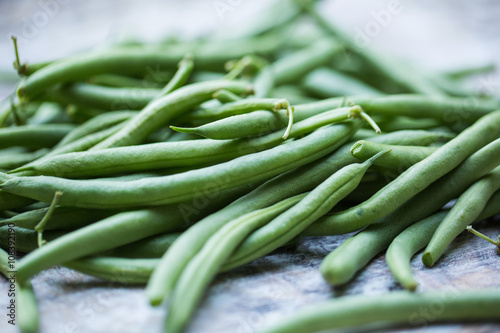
[260,290,500,333]
[306,111,500,236]
[422,166,500,267]
[0,123,75,149]
[102,232,181,258]
[351,141,438,171]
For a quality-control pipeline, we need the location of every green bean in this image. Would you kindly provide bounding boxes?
[260,290,500,333]
[46,83,160,110]
[0,123,75,149]
[318,137,500,286]
[270,85,318,104]
[377,116,442,132]
[179,97,288,125]
[0,247,10,277]
[156,54,194,97]
[305,111,500,236]
[422,166,500,267]
[0,206,121,230]
[91,80,251,149]
[145,129,438,304]
[223,151,388,271]
[88,74,152,88]
[387,190,500,291]
[271,39,342,85]
[351,141,438,171]
[303,67,384,97]
[64,257,158,284]
[27,102,68,125]
[56,111,136,147]
[343,176,390,203]
[0,149,49,170]
[0,225,64,253]
[0,123,359,208]
[0,190,35,211]
[297,0,445,96]
[166,194,306,333]
[102,232,181,258]
[386,210,449,291]
[15,183,249,282]
[17,280,39,333]
[212,89,242,103]
[16,34,285,101]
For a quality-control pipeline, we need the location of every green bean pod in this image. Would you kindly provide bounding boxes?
[17,280,39,333]
[64,257,158,284]
[303,67,384,97]
[91,80,252,149]
[0,149,49,171]
[102,232,181,258]
[318,137,500,286]
[0,225,64,253]
[1,123,359,208]
[46,83,159,110]
[0,247,10,277]
[422,166,500,267]
[259,290,500,333]
[351,141,438,171]
[306,111,500,236]
[223,151,389,271]
[0,124,75,149]
[0,190,35,211]
[166,194,306,333]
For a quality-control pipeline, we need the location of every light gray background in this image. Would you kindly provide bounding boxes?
[1,1,499,332]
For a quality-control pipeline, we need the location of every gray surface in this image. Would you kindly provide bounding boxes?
[1,1,500,332]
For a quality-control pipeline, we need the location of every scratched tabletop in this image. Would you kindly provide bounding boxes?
[0,1,499,332]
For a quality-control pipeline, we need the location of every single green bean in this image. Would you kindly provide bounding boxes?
[88,74,153,88]
[303,67,384,97]
[91,80,251,149]
[0,225,64,253]
[306,111,500,236]
[260,290,500,333]
[212,89,242,103]
[64,257,158,284]
[0,123,75,149]
[17,280,39,333]
[318,137,500,286]
[0,190,35,211]
[0,247,10,277]
[145,129,439,304]
[422,166,500,267]
[378,116,442,132]
[0,149,49,170]
[166,194,306,333]
[223,151,388,271]
[0,123,359,208]
[45,83,160,110]
[351,141,438,171]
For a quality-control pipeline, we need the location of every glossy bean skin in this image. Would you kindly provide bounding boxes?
[91,80,252,149]
[386,191,500,291]
[0,124,75,149]
[351,141,438,171]
[18,106,364,178]
[260,291,500,333]
[166,195,306,333]
[15,183,251,282]
[306,111,500,236]
[145,129,447,304]
[223,152,388,271]
[0,123,359,208]
[318,137,500,286]
[422,166,500,267]
[46,83,160,111]
[64,257,158,284]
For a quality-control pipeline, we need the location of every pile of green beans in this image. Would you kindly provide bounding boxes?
[1,1,499,333]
